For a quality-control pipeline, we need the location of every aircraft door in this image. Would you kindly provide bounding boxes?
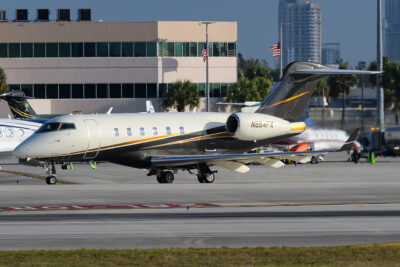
[83,119,101,159]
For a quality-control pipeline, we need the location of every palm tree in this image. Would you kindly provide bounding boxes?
[0,67,8,94]
[161,80,199,112]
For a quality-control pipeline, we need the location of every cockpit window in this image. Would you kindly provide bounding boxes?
[60,123,76,130]
[36,122,76,133]
[36,122,61,133]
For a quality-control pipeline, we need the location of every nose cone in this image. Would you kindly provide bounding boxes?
[13,141,31,158]
[13,134,44,158]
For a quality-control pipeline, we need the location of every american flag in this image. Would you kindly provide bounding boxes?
[202,42,208,62]
[269,42,281,57]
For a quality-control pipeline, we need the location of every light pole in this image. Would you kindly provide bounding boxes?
[377,0,384,130]
[202,22,215,112]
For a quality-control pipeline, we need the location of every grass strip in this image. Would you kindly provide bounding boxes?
[1,244,400,266]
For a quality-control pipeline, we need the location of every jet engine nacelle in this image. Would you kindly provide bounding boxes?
[226,113,305,141]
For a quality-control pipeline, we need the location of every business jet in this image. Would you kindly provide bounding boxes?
[14,62,378,185]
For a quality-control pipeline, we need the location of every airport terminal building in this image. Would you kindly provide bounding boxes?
[0,10,237,114]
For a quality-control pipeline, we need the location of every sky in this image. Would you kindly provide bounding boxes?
[1,0,379,67]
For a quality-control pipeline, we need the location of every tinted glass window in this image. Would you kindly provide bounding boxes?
[174,42,182,57]
[135,83,146,98]
[46,43,58,57]
[60,123,76,130]
[0,44,7,57]
[46,84,59,99]
[122,42,133,57]
[159,42,167,57]
[59,84,71,99]
[34,84,46,98]
[212,83,220,97]
[135,42,146,57]
[147,83,157,98]
[71,43,83,57]
[9,43,20,58]
[159,83,167,98]
[72,84,84,98]
[220,42,227,56]
[84,84,96,98]
[197,42,205,57]
[167,43,174,56]
[228,42,236,56]
[183,43,189,56]
[197,83,205,97]
[21,43,33,57]
[212,43,220,57]
[21,84,33,97]
[122,84,134,98]
[146,42,156,57]
[97,84,108,98]
[110,84,121,98]
[34,43,46,57]
[189,42,197,57]
[97,42,108,57]
[221,83,228,97]
[109,42,121,57]
[84,43,96,57]
[37,122,61,133]
[59,43,71,57]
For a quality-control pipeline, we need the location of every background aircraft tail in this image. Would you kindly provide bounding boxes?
[0,90,38,119]
[255,62,380,122]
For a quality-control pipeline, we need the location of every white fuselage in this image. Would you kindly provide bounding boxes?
[0,118,42,158]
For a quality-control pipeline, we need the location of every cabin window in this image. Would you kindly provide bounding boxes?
[152,127,158,136]
[114,128,119,137]
[127,128,132,136]
[36,122,61,133]
[166,127,171,135]
[139,127,145,136]
[179,126,184,135]
[60,123,76,130]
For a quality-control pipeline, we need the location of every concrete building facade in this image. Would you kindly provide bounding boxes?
[0,19,237,114]
[279,0,322,67]
[385,0,400,62]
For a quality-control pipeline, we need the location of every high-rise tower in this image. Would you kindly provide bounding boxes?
[385,0,400,61]
[279,0,322,66]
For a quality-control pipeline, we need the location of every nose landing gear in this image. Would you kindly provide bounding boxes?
[44,161,57,185]
[197,164,216,183]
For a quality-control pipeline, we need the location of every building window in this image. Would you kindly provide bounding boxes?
[97,42,108,57]
[72,84,84,98]
[179,126,184,135]
[159,84,167,98]
[135,83,146,98]
[166,126,171,135]
[59,84,71,99]
[9,43,21,58]
[84,84,96,98]
[122,84,134,98]
[135,42,146,57]
[46,43,58,57]
[59,43,71,57]
[189,42,197,57]
[212,43,220,57]
[122,42,133,57]
[34,84,46,99]
[21,43,33,58]
[97,84,109,98]
[167,43,174,56]
[109,42,121,57]
[146,42,156,57]
[139,127,145,136]
[147,84,157,98]
[71,43,83,57]
[211,83,221,97]
[84,43,96,57]
[228,42,236,56]
[21,84,33,97]
[221,83,228,97]
[183,42,189,57]
[114,128,119,136]
[197,42,205,57]
[152,127,158,136]
[127,128,132,136]
[110,84,121,98]
[46,84,59,99]
[0,43,7,57]
[174,42,182,57]
[197,83,205,97]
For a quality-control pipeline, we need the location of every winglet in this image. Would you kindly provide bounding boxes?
[339,128,360,151]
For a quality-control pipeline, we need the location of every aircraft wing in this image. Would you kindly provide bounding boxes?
[151,128,359,173]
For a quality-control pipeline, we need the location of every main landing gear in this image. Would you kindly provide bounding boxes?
[197,164,216,183]
[44,161,57,185]
[148,164,217,184]
[156,171,175,184]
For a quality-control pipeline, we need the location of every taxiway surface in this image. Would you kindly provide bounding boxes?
[0,153,399,249]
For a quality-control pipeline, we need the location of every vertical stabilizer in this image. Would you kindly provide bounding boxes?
[0,90,38,119]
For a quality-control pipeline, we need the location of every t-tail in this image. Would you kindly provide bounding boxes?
[0,90,38,119]
[255,62,381,122]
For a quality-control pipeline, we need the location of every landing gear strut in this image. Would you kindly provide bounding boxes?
[156,171,174,184]
[197,164,216,183]
[44,161,57,185]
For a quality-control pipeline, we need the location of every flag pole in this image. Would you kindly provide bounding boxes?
[202,22,214,112]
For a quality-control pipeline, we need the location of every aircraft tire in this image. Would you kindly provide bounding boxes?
[46,176,57,185]
[204,173,215,183]
[157,171,174,184]
[197,175,205,183]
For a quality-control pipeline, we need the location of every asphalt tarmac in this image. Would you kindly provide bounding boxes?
[0,152,399,249]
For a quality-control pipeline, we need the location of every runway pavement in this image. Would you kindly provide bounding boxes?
[0,153,399,249]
